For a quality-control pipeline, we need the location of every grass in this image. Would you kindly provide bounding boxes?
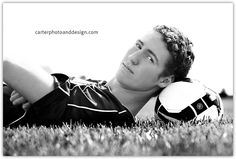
[3,97,234,156]
[3,116,233,156]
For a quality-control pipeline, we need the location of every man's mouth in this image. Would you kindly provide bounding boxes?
[122,63,134,74]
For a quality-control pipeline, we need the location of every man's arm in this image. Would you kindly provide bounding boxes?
[3,58,55,104]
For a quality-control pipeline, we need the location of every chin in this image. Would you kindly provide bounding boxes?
[116,75,133,88]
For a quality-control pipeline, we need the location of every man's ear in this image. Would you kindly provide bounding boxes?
[158,75,175,88]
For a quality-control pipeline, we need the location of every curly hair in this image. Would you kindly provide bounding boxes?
[153,25,195,82]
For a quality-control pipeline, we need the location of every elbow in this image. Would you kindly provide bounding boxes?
[3,58,18,83]
[3,58,12,83]
[3,57,14,70]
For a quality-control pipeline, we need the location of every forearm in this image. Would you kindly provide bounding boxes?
[3,58,55,104]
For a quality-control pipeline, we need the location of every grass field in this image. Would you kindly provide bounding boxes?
[3,97,234,156]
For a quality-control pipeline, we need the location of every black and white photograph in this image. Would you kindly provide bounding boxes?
[2,1,233,156]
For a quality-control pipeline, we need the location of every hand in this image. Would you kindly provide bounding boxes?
[10,90,31,111]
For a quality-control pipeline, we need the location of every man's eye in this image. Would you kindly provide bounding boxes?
[147,56,154,63]
[136,43,142,49]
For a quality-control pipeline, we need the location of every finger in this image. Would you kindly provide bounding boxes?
[10,90,18,100]
[22,102,31,111]
[11,90,17,96]
[12,96,27,105]
[10,92,21,102]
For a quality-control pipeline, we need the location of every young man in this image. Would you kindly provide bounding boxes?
[3,25,194,127]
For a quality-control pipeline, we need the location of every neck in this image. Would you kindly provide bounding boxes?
[106,78,159,117]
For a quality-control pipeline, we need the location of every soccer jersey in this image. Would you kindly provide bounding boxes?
[4,73,135,127]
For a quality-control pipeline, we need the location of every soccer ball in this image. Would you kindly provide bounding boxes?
[154,79,224,123]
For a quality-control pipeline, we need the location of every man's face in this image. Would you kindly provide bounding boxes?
[115,30,171,92]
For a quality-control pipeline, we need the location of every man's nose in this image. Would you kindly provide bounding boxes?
[128,51,141,65]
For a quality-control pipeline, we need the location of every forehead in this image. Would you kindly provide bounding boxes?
[140,30,171,64]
